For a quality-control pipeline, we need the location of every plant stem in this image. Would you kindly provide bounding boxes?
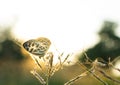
[46,76,49,85]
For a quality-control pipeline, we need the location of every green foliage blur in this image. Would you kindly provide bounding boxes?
[80,21,120,62]
[0,28,39,85]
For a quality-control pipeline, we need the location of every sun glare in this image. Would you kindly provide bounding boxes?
[2,0,120,65]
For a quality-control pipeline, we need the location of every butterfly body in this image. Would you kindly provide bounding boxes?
[23,37,51,57]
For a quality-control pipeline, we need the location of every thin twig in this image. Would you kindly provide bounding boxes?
[64,71,88,85]
[62,54,71,65]
[30,55,46,75]
[64,61,108,85]
[78,62,108,85]
[31,55,43,70]
[31,70,46,85]
[97,69,120,84]
[58,52,64,66]
[89,69,108,85]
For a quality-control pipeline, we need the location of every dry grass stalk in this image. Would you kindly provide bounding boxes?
[64,62,108,85]
[64,71,88,85]
[31,52,71,85]
[30,70,46,85]
[65,52,120,85]
[16,37,72,85]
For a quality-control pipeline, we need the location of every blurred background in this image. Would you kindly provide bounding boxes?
[1,0,120,85]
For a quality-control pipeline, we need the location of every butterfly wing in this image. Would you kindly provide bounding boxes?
[23,37,51,57]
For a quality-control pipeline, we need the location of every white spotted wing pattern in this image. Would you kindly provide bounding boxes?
[23,37,51,58]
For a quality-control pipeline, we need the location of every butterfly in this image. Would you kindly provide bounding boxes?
[23,37,51,58]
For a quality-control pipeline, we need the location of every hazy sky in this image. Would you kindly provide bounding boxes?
[0,0,120,53]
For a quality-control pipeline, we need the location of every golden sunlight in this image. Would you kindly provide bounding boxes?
[2,0,120,66]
